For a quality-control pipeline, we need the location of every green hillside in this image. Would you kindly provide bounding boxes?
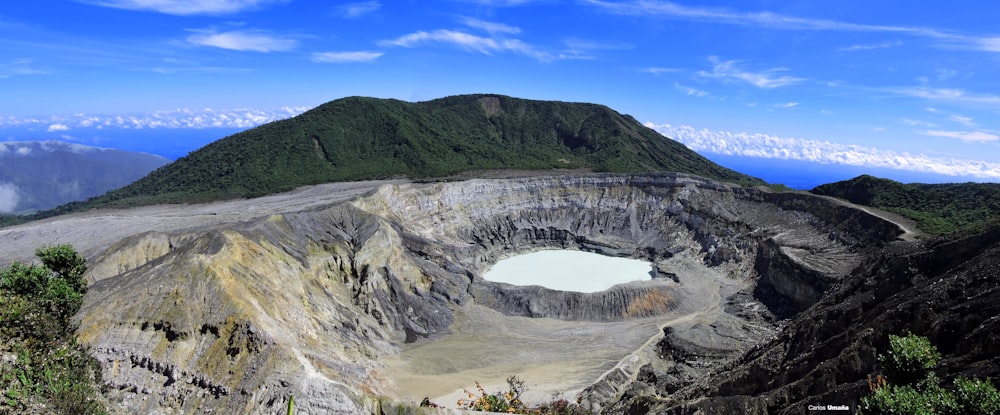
[811,175,1000,234]
[46,94,763,211]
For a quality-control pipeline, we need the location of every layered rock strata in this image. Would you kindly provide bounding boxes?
[64,173,903,414]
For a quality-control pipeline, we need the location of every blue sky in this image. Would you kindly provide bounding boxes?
[2,0,1000,183]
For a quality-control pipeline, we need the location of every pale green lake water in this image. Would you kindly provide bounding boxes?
[482,250,653,293]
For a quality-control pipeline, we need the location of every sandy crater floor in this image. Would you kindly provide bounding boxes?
[382,252,738,409]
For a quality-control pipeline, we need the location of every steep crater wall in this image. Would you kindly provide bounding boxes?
[75,173,903,414]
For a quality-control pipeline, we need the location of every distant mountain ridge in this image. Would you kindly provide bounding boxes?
[76,94,762,208]
[0,140,168,214]
[811,174,1000,234]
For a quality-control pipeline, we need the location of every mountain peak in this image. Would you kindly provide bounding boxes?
[45,95,764,212]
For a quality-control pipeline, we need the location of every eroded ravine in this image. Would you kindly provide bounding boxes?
[2,173,904,414]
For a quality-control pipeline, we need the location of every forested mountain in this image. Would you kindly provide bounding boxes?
[79,94,762,208]
[811,174,1000,234]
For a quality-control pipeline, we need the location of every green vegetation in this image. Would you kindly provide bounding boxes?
[457,376,590,414]
[0,245,106,414]
[861,334,1000,415]
[3,94,762,227]
[811,175,1000,234]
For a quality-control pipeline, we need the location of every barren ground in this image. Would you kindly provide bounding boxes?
[0,180,402,265]
[382,251,744,409]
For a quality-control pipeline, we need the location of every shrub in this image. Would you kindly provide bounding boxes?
[458,376,527,413]
[861,334,1000,415]
[880,334,940,386]
[0,245,106,414]
[954,377,1000,415]
[457,375,591,414]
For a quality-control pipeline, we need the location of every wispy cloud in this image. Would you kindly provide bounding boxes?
[885,86,1000,107]
[949,115,975,127]
[583,1,1000,55]
[453,0,533,6]
[336,1,380,18]
[311,51,383,63]
[900,118,937,128]
[379,29,551,61]
[775,102,799,108]
[674,82,709,98]
[557,38,633,60]
[187,29,297,52]
[0,59,45,79]
[925,130,999,143]
[83,0,287,15]
[698,56,803,89]
[839,40,903,52]
[46,123,69,132]
[582,1,955,38]
[640,67,681,75]
[646,122,1000,180]
[459,17,521,35]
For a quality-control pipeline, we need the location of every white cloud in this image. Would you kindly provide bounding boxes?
[698,56,803,89]
[557,38,633,60]
[379,29,552,61]
[584,0,1000,57]
[582,1,954,38]
[925,130,999,143]
[900,118,937,128]
[646,121,1000,180]
[674,83,709,98]
[84,0,286,15]
[0,59,45,79]
[47,123,70,132]
[187,30,297,52]
[459,17,521,35]
[640,67,681,75]
[776,102,799,108]
[886,86,1000,107]
[337,1,380,18]
[0,107,309,130]
[15,146,31,156]
[311,51,383,63]
[454,0,532,5]
[948,115,975,127]
[839,40,903,52]
[0,182,20,213]
[935,68,958,81]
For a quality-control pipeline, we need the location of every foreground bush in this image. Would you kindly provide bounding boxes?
[861,334,1000,415]
[457,375,590,414]
[0,245,106,414]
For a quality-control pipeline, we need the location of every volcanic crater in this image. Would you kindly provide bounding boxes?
[0,172,906,414]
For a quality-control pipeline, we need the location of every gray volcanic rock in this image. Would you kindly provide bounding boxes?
[55,173,906,414]
[609,221,1000,414]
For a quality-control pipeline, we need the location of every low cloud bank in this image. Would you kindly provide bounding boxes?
[1,107,309,131]
[647,122,1000,180]
[0,182,20,213]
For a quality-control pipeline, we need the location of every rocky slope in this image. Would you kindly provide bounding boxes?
[54,173,907,414]
[2,173,907,414]
[607,218,1000,414]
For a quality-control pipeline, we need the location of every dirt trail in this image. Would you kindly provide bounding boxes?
[0,180,401,265]
[801,192,921,241]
